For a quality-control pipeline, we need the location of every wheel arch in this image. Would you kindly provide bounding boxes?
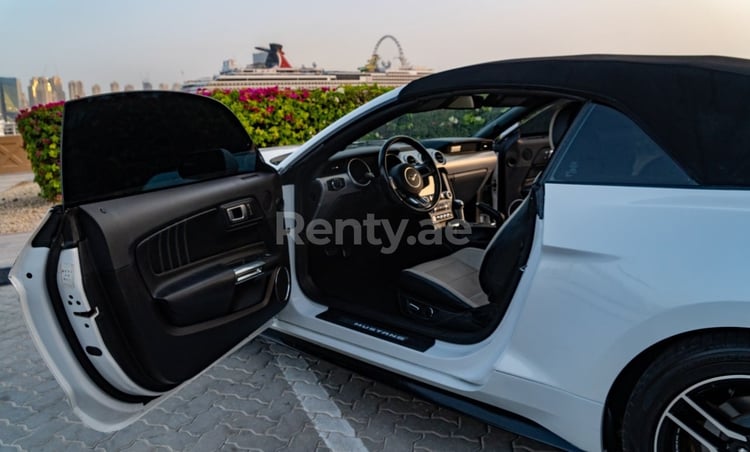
[601,326,750,450]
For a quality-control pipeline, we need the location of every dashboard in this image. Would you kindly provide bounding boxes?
[312,138,497,225]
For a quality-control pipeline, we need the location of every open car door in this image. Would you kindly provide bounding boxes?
[10,92,290,430]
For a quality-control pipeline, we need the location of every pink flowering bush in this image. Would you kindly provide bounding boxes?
[203,85,391,147]
[16,102,65,201]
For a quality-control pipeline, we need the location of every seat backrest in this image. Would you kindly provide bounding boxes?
[477,102,581,308]
[478,193,536,308]
[549,101,583,151]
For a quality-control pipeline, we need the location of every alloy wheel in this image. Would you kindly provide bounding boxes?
[654,375,750,451]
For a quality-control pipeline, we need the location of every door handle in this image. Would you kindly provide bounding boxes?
[226,204,248,223]
[234,262,264,284]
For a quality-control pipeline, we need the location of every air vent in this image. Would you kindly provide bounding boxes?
[433,151,446,164]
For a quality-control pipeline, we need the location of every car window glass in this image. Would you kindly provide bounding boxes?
[355,106,510,143]
[520,106,555,137]
[62,92,256,207]
[549,104,696,186]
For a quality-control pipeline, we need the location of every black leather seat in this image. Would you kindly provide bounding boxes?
[397,101,581,331]
[398,195,536,330]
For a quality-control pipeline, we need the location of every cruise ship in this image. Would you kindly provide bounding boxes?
[181,42,433,93]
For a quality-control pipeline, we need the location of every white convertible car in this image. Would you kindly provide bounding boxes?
[11,55,750,451]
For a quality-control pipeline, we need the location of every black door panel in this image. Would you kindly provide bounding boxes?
[70,172,287,390]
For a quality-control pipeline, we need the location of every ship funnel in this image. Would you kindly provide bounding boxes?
[254,43,292,69]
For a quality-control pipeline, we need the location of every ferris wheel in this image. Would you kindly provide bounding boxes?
[361,35,412,72]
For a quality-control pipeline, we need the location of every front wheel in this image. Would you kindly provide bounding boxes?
[622,332,750,451]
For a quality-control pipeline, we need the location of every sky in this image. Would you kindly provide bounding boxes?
[2,0,750,93]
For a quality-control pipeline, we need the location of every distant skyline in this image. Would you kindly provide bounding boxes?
[3,0,750,91]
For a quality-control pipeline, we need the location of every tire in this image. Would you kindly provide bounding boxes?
[621,331,750,452]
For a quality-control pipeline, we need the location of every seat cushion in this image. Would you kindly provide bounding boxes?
[399,247,488,311]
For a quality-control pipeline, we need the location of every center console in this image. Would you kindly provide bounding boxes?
[429,189,455,224]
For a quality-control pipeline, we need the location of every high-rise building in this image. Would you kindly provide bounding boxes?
[158,83,170,91]
[0,77,22,121]
[28,76,66,106]
[50,76,65,102]
[142,81,153,90]
[172,82,182,91]
[91,84,102,95]
[68,80,85,99]
[110,81,120,92]
[28,77,51,106]
[16,79,28,110]
[123,84,135,92]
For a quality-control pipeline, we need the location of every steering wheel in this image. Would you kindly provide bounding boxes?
[378,135,442,213]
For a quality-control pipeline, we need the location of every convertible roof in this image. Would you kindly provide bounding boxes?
[401,55,750,186]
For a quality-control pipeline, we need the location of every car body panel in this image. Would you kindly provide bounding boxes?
[504,183,750,398]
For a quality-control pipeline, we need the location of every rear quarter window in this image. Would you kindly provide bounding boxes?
[549,104,696,186]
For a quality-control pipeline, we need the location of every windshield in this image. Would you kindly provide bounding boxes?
[356,106,511,144]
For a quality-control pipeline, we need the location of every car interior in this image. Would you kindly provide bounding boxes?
[292,93,583,348]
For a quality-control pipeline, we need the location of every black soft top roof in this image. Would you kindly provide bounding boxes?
[401,55,750,186]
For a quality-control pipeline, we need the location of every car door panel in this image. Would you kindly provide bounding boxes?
[64,172,287,391]
[11,92,292,429]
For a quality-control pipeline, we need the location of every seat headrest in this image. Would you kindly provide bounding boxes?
[548,102,582,150]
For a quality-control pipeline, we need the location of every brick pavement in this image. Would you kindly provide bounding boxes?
[0,285,557,451]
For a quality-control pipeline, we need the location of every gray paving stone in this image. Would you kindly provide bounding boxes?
[0,420,31,444]
[187,424,235,451]
[140,407,193,431]
[135,427,198,450]
[53,421,112,446]
[383,427,423,451]
[482,425,519,444]
[218,411,277,436]
[11,418,70,449]
[262,408,312,439]
[415,431,483,452]
[122,439,171,452]
[322,431,368,451]
[285,425,326,451]
[0,445,24,452]
[381,397,436,419]
[225,430,289,451]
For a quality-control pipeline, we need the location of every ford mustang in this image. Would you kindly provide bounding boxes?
[11,55,750,451]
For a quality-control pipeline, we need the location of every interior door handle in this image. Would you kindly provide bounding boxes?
[234,262,264,284]
[226,204,248,223]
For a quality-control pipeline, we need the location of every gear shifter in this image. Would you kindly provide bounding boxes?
[452,199,465,222]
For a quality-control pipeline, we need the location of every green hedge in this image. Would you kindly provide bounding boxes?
[202,85,391,147]
[16,102,64,201]
[17,85,392,201]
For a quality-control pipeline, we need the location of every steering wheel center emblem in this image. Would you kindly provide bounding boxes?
[404,167,421,188]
